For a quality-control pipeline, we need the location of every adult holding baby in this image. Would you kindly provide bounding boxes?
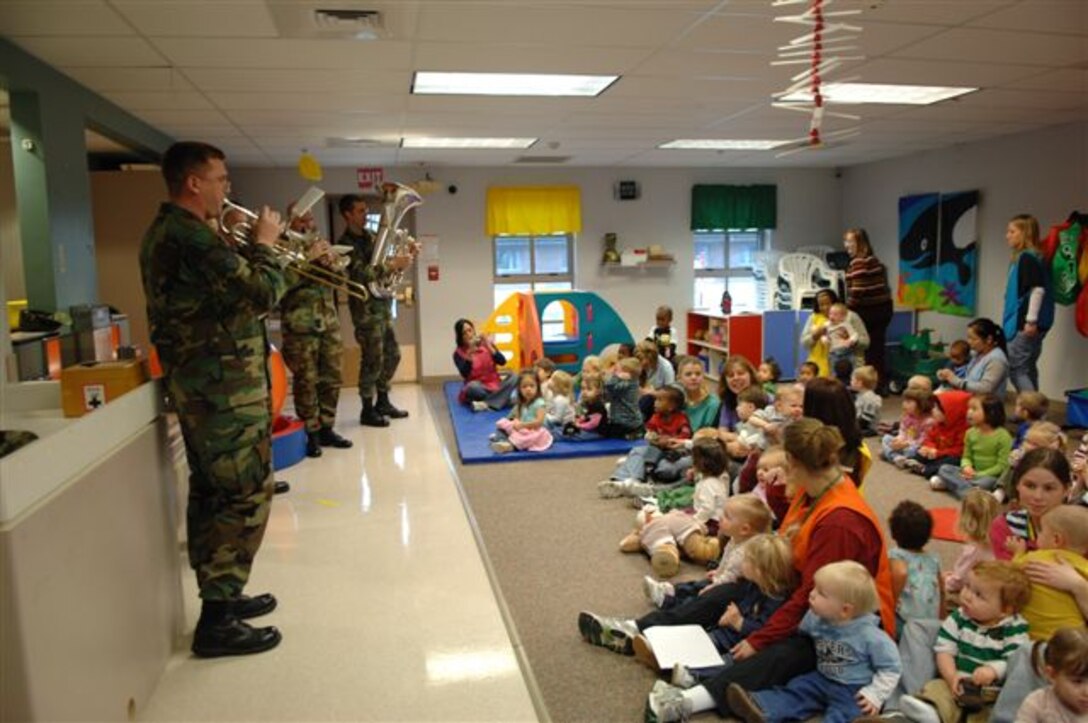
[452,318,517,411]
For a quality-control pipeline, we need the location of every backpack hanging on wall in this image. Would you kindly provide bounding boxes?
[1046,220,1085,306]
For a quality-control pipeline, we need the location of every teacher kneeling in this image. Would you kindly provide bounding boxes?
[640,418,896,721]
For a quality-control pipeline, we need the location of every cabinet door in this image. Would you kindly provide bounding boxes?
[728,315,762,367]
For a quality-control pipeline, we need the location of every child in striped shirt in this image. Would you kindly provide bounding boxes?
[898,561,1032,723]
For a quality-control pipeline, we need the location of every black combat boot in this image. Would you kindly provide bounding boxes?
[191,600,282,658]
[305,432,323,457]
[359,397,390,427]
[317,427,353,448]
[273,480,290,494]
[375,391,408,419]
[233,593,277,620]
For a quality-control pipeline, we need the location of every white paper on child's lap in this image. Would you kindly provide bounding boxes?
[642,625,725,670]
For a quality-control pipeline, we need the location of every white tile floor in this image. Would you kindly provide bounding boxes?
[139,385,540,722]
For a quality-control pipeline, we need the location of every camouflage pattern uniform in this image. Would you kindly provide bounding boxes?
[140,203,287,602]
[341,228,400,399]
[279,271,343,433]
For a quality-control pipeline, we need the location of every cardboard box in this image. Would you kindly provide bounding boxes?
[60,359,147,417]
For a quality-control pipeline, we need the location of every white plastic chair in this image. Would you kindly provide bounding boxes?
[795,244,837,263]
[778,253,824,310]
[752,250,786,310]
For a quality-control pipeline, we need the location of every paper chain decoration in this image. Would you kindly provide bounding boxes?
[771,0,864,155]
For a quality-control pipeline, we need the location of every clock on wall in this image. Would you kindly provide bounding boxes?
[614,180,640,201]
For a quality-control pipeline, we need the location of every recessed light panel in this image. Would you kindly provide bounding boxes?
[659,139,791,150]
[412,71,617,97]
[400,137,538,149]
[779,82,977,105]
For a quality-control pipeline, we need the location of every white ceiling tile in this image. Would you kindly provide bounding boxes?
[413,42,652,75]
[862,0,1017,26]
[852,57,1042,88]
[59,66,195,92]
[152,38,413,70]
[111,0,279,37]
[891,28,1087,67]
[958,87,1087,111]
[133,108,233,125]
[102,90,213,111]
[1002,68,1088,93]
[414,4,699,47]
[205,91,404,113]
[9,36,167,67]
[632,50,775,79]
[0,0,132,35]
[182,68,410,94]
[969,1,1088,35]
[677,13,800,53]
[223,108,399,128]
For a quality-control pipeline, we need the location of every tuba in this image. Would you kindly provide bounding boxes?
[367,182,423,299]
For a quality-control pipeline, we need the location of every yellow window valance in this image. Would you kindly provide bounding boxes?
[486,185,582,236]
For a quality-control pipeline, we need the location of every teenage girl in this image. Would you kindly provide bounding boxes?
[491,371,553,453]
[1003,214,1055,393]
[932,394,1012,498]
[1015,627,1088,722]
[943,489,1000,597]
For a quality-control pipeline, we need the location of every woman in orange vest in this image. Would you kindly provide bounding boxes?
[578,418,896,722]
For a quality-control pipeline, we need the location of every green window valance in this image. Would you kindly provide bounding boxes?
[486,185,582,236]
[690,184,777,230]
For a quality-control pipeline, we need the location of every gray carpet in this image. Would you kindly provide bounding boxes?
[423,384,977,723]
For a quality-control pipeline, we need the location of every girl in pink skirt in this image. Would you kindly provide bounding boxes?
[491,371,554,454]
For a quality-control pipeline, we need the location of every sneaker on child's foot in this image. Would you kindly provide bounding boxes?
[893,456,911,469]
[633,634,658,670]
[598,478,632,498]
[901,458,925,474]
[488,432,504,442]
[644,680,692,723]
[991,488,1006,504]
[929,475,947,491]
[670,663,698,689]
[490,440,514,454]
[471,401,489,412]
[899,695,941,723]
[726,684,767,723]
[642,575,674,609]
[626,480,657,498]
[577,611,637,655]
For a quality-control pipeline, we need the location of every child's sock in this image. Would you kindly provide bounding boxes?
[682,686,715,714]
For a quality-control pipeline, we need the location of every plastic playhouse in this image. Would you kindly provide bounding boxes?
[480,290,634,374]
[888,329,946,394]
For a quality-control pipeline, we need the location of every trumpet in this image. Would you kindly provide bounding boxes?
[219,199,370,301]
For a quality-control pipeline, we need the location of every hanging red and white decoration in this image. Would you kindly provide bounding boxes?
[771,0,863,155]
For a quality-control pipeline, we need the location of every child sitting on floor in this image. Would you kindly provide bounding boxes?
[544,370,576,430]
[899,390,971,479]
[852,365,883,437]
[888,500,943,636]
[604,357,645,439]
[798,361,819,384]
[534,357,556,400]
[932,394,1012,499]
[719,386,772,459]
[897,561,1031,723]
[993,420,1065,503]
[618,437,728,578]
[943,489,1000,599]
[758,358,781,397]
[642,493,773,607]
[490,370,553,454]
[1010,505,1088,641]
[1016,627,1088,723]
[725,561,902,723]
[1012,391,1049,449]
[648,304,678,369]
[564,374,607,438]
[655,534,797,687]
[882,388,936,467]
[878,375,934,435]
[573,354,602,397]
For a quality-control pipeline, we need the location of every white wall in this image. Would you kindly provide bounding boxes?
[841,121,1088,400]
[230,165,842,378]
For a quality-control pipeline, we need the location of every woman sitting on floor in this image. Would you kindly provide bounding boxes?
[452,318,517,411]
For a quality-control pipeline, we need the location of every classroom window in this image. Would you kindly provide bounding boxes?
[693,229,771,310]
[493,234,574,327]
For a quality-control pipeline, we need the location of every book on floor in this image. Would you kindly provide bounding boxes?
[642,625,724,670]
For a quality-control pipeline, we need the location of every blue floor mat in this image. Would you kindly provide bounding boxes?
[442,381,641,464]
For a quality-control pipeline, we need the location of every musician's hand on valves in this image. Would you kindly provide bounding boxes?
[254,206,282,247]
[307,238,332,262]
[389,253,413,271]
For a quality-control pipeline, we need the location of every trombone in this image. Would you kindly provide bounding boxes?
[219,197,370,301]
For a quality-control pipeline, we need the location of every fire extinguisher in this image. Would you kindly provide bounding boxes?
[720,289,732,315]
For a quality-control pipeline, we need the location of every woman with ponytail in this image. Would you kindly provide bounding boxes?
[936,317,1010,395]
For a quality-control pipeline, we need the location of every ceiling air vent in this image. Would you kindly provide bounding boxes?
[326,137,389,148]
[313,8,385,37]
[513,156,572,164]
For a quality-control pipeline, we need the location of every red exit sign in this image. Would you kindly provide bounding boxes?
[356,167,383,190]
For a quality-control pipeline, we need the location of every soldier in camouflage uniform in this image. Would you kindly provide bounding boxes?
[140,142,287,658]
[279,207,353,457]
[339,194,411,426]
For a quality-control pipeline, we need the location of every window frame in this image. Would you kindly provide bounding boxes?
[692,228,772,310]
[493,233,576,338]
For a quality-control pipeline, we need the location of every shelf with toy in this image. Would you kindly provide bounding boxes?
[601,258,676,271]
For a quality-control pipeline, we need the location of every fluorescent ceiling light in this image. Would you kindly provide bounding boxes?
[779,82,977,105]
[400,137,537,149]
[659,139,791,150]
[412,71,617,97]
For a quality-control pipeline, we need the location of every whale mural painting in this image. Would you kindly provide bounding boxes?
[898,190,979,317]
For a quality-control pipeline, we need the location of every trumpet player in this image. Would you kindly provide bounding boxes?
[339,194,412,426]
[140,142,286,658]
[279,204,353,457]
